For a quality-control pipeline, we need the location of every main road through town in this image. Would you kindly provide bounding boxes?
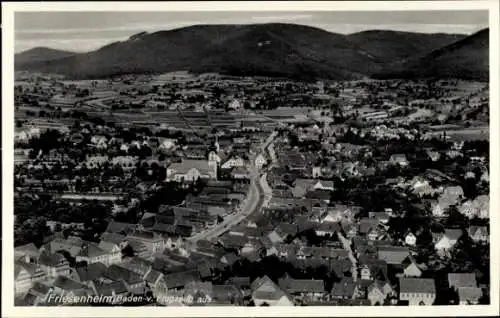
[187,131,277,243]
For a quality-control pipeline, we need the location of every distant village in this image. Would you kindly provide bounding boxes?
[13,71,490,306]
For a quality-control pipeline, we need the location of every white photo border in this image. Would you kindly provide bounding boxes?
[2,1,499,317]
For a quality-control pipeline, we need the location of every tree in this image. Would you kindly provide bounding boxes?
[121,244,134,258]
[446,206,468,227]
[478,290,490,304]
[14,217,52,247]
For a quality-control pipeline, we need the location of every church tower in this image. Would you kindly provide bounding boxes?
[214,135,220,153]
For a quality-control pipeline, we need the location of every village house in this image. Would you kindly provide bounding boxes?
[448,273,482,305]
[85,155,109,169]
[448,273,477,290]
[389,154,409,167]
[143,268,166,296]
[184,146,208,160]
[434,228,463,257]
[402,257,423,277]
[14,148,32,166]
[410,177,435,197]
[90,280,129,304]
[163,269,201,293]
[315,222,341,237]
[342,222,358,239]
[458,194,488,219]
[119,143,130,153]
[278,277,325,303]
[220,253,239,267]
[211,284,245,305]
[291,179,318,198]
[104,264,146,294]
[368,211,391,224]
[182,280,214,302]
[120,256,153,277]
[330,277,356,300]
[230,166,250,180]
[158,138,177,152]
[52,275,91,297]
[100,231,127,246]
[38,251,71,278]
[251,275,294,306]
[426,150,441,162]
[480,170,489,183]
[404,231,417,246]
[221,155,245,170]
[266,229,285,245]
[125,230,167,257]
[468,225,488,243]
[74,242,117,266]
[15,131,31,144]
[377,246,410,267]
[228,99,242,110]
[442,185,465,203]
[75,262,108,286]
[358,257,388,281]
[312,180,334,191]
[430,198,449,218]
[274,243,299,260]
[105,220,137,235]
[446,149,463,159]
[255,153,268,170]
[15,243,41,264]
[359,218,381,240]
[14,260,47,294]
[94,240,123,267]
[90,135,108,149]
[474,194,489,219]
[367,280,395,305]
[321,207,343,223]
[458,200,477,219]
[16,282,51,306]
[111,156,139,171]
[398,278,436,305]
[457,287,483,305]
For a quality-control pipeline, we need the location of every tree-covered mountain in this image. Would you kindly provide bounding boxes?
[373,28,489,81]
[15,47,76,66]
[14,24,488,81]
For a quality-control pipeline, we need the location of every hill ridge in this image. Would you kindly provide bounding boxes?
[15,23,487,81]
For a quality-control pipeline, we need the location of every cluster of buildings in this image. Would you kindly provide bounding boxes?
[13,73,489,307]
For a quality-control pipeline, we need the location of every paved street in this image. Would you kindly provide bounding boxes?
[188,173,262,242]
[187,132,277,243]
[338,232,358,282]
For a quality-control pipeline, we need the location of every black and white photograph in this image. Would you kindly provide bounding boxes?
[2,1,499,317]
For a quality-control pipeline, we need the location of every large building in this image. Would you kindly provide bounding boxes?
[166,159,217,182]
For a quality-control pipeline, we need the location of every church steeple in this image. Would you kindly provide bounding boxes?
[214,135,220,153]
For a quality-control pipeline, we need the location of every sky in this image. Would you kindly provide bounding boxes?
[15,11,489,53]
